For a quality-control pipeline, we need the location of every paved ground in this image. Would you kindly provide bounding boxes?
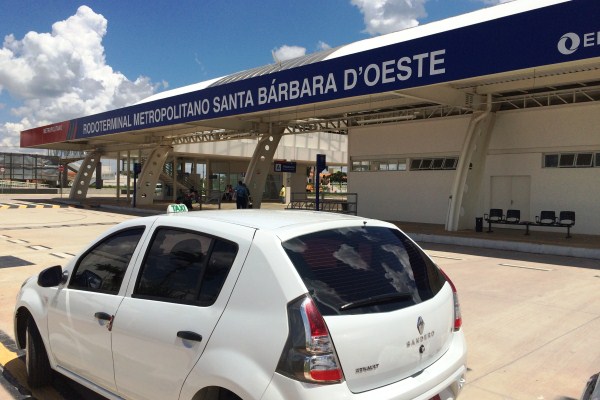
[0,194,598,399]
[424,243,600,400]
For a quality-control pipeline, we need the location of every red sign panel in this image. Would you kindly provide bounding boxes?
[20,121,71,148]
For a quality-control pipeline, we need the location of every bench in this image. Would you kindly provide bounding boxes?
[483,209,575,238]
[534,210,576,238]
[483,208,522,232]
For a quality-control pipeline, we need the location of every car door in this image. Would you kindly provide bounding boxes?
[46,225,148,393]
[111,220,254,400]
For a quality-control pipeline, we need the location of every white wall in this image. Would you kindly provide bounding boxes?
[483,103,600,234]
[349,102,600,234]
[348,117,468,223]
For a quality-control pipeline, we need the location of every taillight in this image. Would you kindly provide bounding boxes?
[276,295,344,384]
[439,269,462,331]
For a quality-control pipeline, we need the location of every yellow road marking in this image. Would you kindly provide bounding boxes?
[1,340,64,399]
[0,341,17,366]
[0,204,67,210]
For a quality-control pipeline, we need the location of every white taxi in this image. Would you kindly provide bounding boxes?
[14,209,467,400]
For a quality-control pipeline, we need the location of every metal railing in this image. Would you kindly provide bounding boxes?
[286,192,357,215]
[0,180,50,189]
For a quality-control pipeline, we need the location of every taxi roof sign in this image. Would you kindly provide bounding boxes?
[167,204,189,213]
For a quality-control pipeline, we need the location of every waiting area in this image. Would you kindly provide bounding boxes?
[482,209,576,238]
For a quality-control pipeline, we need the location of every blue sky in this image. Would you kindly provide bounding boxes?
[0,0,508,151]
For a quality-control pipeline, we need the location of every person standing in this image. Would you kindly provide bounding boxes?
[235,181,248,209]
[279,185,286,204]
[242,182,251,208]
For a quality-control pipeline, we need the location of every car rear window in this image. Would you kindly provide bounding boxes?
[282,226,445,315]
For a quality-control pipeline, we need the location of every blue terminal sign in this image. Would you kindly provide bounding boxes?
[33,0,600,144]
[274,161,297,173]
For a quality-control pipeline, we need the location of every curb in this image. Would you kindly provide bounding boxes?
[408,232,600,260]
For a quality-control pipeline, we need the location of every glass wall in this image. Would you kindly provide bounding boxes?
[0,152,60,188]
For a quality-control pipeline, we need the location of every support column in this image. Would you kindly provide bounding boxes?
[61,163,69,188]
[69,152,103,201]
[126,151,131,202]
[172,156,178,202]
[244,124,285,209]
[205,159,211,201]
[116,153,121,200]
[135,145,172,206]
[446,103,496,231]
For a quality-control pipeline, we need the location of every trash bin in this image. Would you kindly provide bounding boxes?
[475,217,483,232]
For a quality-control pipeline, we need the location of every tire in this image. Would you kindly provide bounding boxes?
[25,318,52,388]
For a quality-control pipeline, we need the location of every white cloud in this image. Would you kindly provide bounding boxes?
[272,45,307,62]
[0,6,163,151]
[271,41,331,64]
[480,0,514,4]
[351,0,428,36]
[317,41,331,51]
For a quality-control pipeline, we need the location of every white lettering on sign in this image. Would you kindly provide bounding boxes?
[83,116,132,135]
[344,49,446,90]
[558,31,600,55]
[43,125,63,134]
[78,48,447,136]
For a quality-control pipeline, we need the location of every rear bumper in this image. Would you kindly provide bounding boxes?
[262,331,467,400]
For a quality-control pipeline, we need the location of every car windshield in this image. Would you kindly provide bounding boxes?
[282,226,445,315]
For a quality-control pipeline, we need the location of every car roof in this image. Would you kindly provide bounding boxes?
[158,209,367,231]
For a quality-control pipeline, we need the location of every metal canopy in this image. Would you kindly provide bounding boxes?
[20,0,600,154]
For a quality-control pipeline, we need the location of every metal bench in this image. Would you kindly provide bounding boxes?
[535,210,575,238]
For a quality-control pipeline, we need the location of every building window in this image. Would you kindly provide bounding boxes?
[410,157,458,171]
[559,154,576,167]
[351,160,370,172]
[351,158,407,172]
[442,158,458,169]
[575,153,593,167]
[544,154,559,168]
[544,152,598,168]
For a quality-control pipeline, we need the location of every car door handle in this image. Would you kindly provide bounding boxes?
[94,312,112,321]
[177,331,203,342]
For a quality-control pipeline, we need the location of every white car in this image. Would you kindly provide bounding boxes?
[14,209,467,400]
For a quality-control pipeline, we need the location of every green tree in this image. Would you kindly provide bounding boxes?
[329,171,347,184]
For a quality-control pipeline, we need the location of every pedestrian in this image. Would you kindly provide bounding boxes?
[235,180,248,209]
[242,182,251,208]
[279,185,286,204]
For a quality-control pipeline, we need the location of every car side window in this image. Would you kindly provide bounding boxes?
[69,227,145,294]
[134,228,238,306]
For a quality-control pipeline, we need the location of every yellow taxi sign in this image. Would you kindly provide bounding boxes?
[167,204,188,213]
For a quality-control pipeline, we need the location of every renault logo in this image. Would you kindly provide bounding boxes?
[417,316,425,335]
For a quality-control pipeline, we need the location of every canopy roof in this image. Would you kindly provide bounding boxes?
[21,0,600,153]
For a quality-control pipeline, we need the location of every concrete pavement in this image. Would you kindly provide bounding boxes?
[0,194,598,399]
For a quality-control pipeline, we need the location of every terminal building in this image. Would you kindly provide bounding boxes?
[20,0,600,234]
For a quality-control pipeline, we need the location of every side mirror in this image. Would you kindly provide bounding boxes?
[37,265,63,288]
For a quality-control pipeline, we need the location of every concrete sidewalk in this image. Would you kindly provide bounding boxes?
[45,194,600,260]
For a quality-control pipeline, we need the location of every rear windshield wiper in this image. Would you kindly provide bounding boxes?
[339,292,413,312]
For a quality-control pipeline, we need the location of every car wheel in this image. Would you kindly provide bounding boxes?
[25,318,52,388]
